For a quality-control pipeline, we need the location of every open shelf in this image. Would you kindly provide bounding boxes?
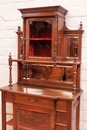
[6,119,36,130]
[30,38,52,40]
[29,40,51,57]
[6,119,13,126]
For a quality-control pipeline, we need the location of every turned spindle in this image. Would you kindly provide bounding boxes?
[73,57,77,93]
[8,53,12,86]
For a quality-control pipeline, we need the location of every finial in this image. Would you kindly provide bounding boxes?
[80,21,83,30]
[9,52,12,59]
[18,26,21,31]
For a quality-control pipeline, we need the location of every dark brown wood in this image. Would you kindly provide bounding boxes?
[8,52,12,86]
[16,26,23,59]
[0,6,84,130]
[2,92,6,130]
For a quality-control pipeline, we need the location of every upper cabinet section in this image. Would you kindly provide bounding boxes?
[17,6,83,63]
[8,6,84,91]
[18,6,68,61]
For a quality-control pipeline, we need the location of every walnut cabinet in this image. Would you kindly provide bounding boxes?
[0,6,84,130]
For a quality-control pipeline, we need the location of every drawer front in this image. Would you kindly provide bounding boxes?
[56,100,67,111]
[14,94,54,108]
[5,92,14,102]
[56,112,67,124]
[56,100,68,129]
[55,125,67,130]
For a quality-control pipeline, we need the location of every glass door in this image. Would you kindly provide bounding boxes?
[29,21,52,57]
[25,18,54,60]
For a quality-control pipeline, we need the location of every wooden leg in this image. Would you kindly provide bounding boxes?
[67,101,72,130]
[76,97,80,130]
[2,92,6,130]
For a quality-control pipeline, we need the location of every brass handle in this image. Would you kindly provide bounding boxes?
[30,99,36,103]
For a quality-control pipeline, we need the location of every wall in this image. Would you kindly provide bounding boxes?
[0,0,87,130]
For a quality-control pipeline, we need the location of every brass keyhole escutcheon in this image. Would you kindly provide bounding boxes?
[30,99,36,103]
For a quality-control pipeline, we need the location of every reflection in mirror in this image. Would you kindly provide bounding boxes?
[66,36,79,57]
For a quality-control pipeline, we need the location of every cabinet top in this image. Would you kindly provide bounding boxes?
[18,5,68,18]
[0,83,83,100]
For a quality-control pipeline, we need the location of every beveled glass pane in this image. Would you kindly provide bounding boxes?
[66,36,79,58]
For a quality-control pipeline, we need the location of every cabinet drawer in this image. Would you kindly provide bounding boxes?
[14,94,54,108]
[56,112,67,124]
[55,125,67,130]
[5,92,14,102]
[56,100,67,111]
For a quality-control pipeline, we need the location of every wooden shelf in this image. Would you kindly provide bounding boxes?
[30,38,51,40]
[6,119,13,126]
[8,58,81,65]
[6,119,35,130]
[19,126,34,130]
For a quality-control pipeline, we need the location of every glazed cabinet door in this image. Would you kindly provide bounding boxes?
[25,17,56,60]
[14,104,55,130]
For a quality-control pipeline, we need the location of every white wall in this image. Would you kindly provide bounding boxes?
[0,0,87,130]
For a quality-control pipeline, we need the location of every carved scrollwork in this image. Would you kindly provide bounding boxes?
[32,66,52,79]
[48,67,64,81]
[43,66,52,79]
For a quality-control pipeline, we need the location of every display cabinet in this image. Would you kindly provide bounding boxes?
[0,6,84,130]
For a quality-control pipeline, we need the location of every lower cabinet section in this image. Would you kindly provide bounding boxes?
[6,101,79,130]
[1,89,81,130]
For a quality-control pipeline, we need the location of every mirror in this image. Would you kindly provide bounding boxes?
[66,36,79,58]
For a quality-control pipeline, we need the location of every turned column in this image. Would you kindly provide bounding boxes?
[8,52,12,86]
[73,58,77,93]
